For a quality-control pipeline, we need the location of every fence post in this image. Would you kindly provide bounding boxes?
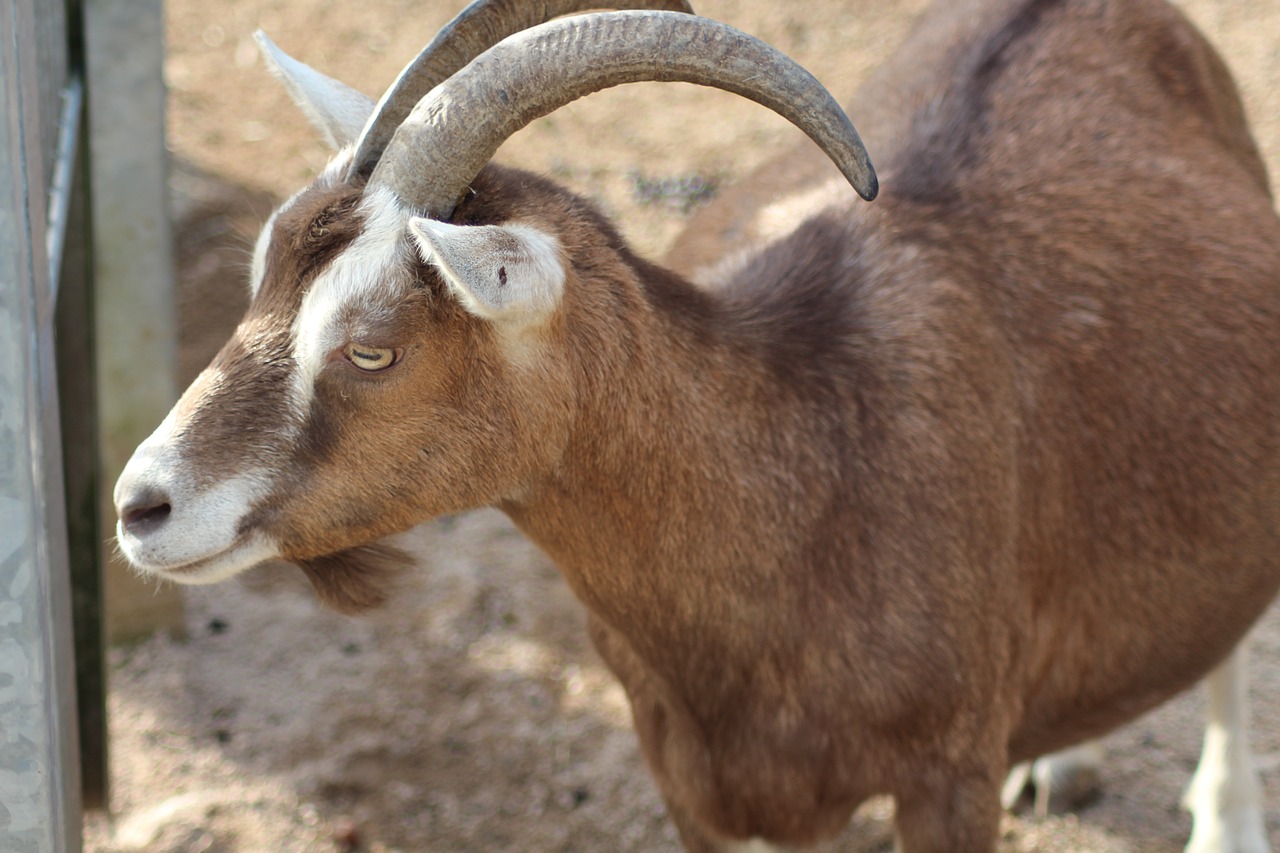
[83,0,184,642]
[57,0,107,806]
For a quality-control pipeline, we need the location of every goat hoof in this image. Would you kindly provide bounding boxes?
[1184,819,1270,853]
[1002,749,1103,817]
[1183,782,1270,853]
[1001,762,1034,811]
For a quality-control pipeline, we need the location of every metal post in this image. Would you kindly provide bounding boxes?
[0,0,85,848]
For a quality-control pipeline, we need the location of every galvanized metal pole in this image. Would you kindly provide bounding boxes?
[0,0,86,848]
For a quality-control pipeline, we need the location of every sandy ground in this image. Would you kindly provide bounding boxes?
[86,0,1280,850]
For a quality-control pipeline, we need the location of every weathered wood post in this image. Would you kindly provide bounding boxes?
[84,0,185,642]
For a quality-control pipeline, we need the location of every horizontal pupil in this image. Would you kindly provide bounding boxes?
[346,345,394,371]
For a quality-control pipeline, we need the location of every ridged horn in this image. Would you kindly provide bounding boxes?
[349,0,695,178]
[369,11,878,220]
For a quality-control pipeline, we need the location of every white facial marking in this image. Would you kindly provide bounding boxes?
[250,146,360,298]
[289,186,414,420]
[117,100,386,585]
[115,471,277,571]
[138,532,279,586]
[113,406,180,508]
[250,215,274,298]
[115,408,279,579]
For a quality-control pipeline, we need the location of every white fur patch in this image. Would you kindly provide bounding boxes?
[250,148,358,298]
[113,406,180,510]
[115,412,278,578]
[249,210,277,298]
[289,186,414,419]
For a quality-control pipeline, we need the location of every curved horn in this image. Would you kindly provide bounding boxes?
[349,0,695,178]
[369,11,878,220]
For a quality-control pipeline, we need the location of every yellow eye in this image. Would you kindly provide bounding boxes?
[343,343,400,372]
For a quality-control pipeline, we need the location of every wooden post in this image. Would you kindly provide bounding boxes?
[84,0,184,642]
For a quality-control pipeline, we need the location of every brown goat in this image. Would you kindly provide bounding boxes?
[114,0,1279,849]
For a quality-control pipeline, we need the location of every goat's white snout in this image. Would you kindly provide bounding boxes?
[114,411,278,584]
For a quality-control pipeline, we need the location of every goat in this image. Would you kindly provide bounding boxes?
[113,0,1280,849]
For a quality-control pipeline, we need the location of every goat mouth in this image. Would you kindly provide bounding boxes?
[119,528,278,585]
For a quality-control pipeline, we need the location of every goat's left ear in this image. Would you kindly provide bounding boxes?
[409,219,566,324]
[254,30,374,150]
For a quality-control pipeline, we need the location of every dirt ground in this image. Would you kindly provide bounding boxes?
[85,0,1280,850]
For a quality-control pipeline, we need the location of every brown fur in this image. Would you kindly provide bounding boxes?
[296,541,412,613]
[177,182,368,483]
[174,0,1280,849]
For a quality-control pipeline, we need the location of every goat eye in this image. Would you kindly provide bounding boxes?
[342,343,400,372]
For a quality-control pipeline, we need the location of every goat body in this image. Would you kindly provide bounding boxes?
[114,0,1280,848]
[559,1,1280,845]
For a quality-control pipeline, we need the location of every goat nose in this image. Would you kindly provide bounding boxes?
[118,488,173,536]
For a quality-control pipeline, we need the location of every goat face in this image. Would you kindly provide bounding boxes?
[113,5,875,609]
[114,156,577,609]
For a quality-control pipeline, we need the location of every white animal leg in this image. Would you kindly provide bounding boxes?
[1184,643,1270,853]
[725,840,777,853]
[1002,741,1104,816]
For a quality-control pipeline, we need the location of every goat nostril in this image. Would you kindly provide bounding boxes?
[120,492,173,534]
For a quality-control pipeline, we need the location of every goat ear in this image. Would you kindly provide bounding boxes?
[408,219,566,324]
[254,30,374,150]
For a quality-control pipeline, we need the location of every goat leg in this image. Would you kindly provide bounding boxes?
[664,797,734,853]
[893,766,1004,853]
[1183,643,1269,853]
[1001,741,1105,817]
